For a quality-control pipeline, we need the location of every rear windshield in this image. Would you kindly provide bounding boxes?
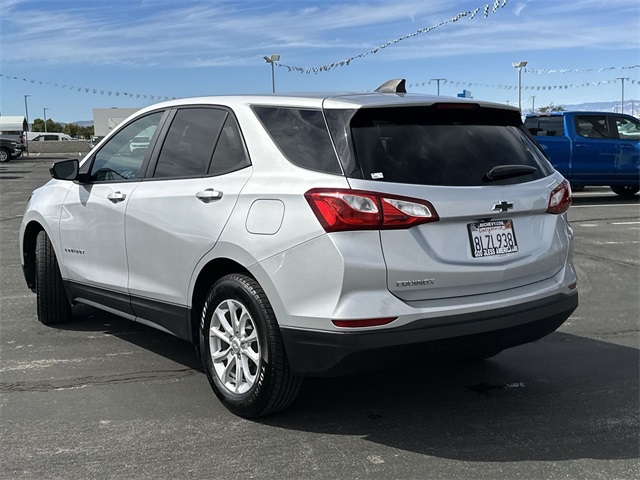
[326,105,553,187]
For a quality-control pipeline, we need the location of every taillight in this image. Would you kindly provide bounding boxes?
[547,180,572,214]
[305,188,439,233]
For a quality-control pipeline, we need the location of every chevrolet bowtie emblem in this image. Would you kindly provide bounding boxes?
[492,201,514,212]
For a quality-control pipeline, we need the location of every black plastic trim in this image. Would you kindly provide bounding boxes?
[65,280,190,341]
[280,292,578,377]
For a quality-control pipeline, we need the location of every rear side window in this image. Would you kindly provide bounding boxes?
[252,107,342,175]
[154,108,226,178]
[524,116,565,137]
[343,106,552,187]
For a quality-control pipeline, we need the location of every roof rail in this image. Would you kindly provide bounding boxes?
[375,79,407,94]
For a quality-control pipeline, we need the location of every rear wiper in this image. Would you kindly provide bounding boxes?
[483,165,537,182]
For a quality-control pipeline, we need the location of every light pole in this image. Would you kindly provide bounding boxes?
[512,61,528,111]
[43,108,49,132]
[430,78,446,95]
[263,54,280,93]
[616,77,630,114]
[531,95,536,113]
[24,95,31,129]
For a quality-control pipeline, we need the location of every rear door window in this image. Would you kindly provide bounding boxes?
[209,115,251,176]
[154,108,227,178]
[341,106,552,186]
[524,116,565,136]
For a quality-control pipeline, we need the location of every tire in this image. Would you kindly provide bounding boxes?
[610,185,639,198]
[35,231,72,325]
[0,148,11,162]
[200,274,301,418]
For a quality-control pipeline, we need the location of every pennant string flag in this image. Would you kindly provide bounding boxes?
[277,0,509,74]
[525,65,639,75]
[407,77,639,92]
[0,73,176,101]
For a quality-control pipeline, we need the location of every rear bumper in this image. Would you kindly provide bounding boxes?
[281,291,578,376]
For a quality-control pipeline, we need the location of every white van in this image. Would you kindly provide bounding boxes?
[27,132,73,141]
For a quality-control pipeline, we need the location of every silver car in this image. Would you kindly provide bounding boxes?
[19,80,578,417]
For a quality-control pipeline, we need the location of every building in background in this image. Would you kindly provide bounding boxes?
[92,108,139,137]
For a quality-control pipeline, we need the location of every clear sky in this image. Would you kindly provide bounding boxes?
[1,0,638,123]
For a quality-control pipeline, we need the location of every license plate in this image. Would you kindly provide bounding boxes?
[468,220,518,258]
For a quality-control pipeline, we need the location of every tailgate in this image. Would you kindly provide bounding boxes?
[356,179,569,302]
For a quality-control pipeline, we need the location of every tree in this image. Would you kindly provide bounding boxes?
[63,123,79,138]
[538,103,566,113]
[31,118,64,133]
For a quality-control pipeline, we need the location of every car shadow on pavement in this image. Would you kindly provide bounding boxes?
[52,304,203,371]
[52,306,638,463]
[263,332,639,463]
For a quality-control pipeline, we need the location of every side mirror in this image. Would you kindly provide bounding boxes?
[50,159,79,180]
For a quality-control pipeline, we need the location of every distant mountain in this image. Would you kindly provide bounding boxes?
[72,120,94,127]
[554,99,639,115]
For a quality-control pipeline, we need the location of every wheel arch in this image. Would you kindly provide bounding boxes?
[22,220,46,291]
[189,258,250,345]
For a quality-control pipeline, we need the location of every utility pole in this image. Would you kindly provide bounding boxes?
[430,78,445,95]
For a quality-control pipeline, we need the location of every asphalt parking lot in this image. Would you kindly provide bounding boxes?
[1,157,638,480]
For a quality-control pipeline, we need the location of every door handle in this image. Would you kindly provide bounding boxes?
[107,191,126,203]
[196,188,223,202]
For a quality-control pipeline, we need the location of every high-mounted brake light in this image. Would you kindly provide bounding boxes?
[305,188,439,233]
[433,103,480,110]
[547,180,572,214]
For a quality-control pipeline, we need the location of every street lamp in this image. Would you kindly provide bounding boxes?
[512,61,528,112]
[24,95,31,129]
[430,78,446,95]
[263,54,280,93]
[43,108,49,132]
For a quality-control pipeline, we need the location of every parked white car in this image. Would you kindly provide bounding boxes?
[28,132,73,141]
[20,80,578,417]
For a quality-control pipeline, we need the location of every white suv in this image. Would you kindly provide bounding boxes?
[20,80,578,417]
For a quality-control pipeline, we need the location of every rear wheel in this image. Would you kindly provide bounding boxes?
[200,274,301,418]
[610,185,639,198]
[35,231,72,325]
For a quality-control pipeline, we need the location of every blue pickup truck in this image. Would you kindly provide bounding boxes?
[524,111,640,197]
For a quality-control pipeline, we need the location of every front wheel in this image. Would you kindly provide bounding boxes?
[35,231,72,325]
[610,185,639,198]
[0,148,11,162]
[200,274,301,418]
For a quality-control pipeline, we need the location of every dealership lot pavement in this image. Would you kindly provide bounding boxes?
[1,158,638,479]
